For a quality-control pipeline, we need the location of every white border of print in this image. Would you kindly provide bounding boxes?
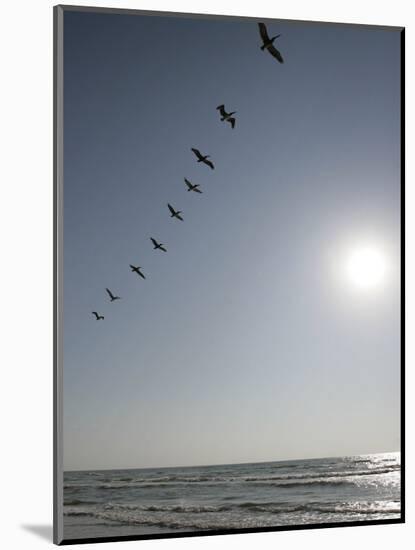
[0,1,412,550]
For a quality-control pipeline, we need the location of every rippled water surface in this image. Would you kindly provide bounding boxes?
[63,452,401,540]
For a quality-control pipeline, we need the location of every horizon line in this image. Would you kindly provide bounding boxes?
[64,449,400,473]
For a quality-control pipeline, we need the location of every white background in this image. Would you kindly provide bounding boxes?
[0,1,411,548]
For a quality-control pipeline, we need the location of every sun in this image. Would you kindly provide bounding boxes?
[344,245,387,291]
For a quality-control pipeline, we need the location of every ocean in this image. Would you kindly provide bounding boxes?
[63,452,401,540]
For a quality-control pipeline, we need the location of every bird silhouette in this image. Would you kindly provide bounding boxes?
[168,203,184,221]
[105,288,121,302]
[191,148,215,170]
[130,265,146,279]
[216,104,236,129]
[258,23,284,63]
[184,178,202,193]
[150,237,167,252]
[92,311,104,320]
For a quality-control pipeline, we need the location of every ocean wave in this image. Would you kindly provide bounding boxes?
[103,503,231,513]
[64,499,98,506]
[64,499,400,516]
[64,510,95,517]
[64,483,97,490]
[63,499,400,530]
[267,479,352,488]
[243,466,399,483]
[237,500,401,515]
[63,465,398,492]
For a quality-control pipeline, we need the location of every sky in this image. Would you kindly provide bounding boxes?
[62,9,401,471]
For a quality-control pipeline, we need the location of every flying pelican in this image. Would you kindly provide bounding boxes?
[191,148,215,170]
[184,178,202,193]
[150,237,167,252]
[105,288,121,302]
[258,23,284,63]
[129,265,146,279]
[216,105,236,129]
[167,203,183,221]
[92,311,104,320]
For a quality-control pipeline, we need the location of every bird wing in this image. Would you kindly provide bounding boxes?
[160,245,167,252]
[138,270,146,279]
[105,288,114,299]
[229,117,236,129]
[92,311,99,319]
[194,187,202,194]
[129,264,136,270]
[204,159,214,170]
[176,213,184,221]
[217,104,227,117]
[168,203,175,215]
[258,22,270,43]
[150,237,158,246]
[192,148,202,160]
[268,45,284,63]
[184,178,192,189]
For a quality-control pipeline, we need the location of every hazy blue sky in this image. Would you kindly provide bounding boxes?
[63,10,401,471]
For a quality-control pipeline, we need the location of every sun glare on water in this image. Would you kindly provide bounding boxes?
[344,245,388,291]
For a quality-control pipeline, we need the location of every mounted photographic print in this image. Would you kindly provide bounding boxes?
[53,5,404,545]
